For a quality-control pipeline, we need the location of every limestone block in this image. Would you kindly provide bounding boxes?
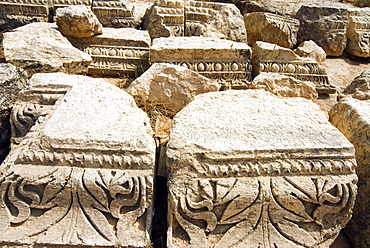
[150,37,252,88]
[250,72,318,100]
[185,1,247,43]
[145,0,185,39]
[167,89,357,248]
[252,41,335,94]
[295,5,348,57]
[294,40,326,63]
[92,0,138,28]
[0,0,49,31]
[55,5,102,38]
[0,72,156,247]
[68,27,150,78]
[342,69,370,100]
[329,98,370,248]
[244,12,299,49]
[346,8,370,58]
[126,63,220,117]
[3,23,92,76]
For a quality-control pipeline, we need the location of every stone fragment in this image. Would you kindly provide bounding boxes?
[295,5,348,56]
[329,97,370,248]
[185,1,247,42]
[252,41,335,94]
[342,69,370,100]
[0,0,49,31]
[167,89,357,248]
[68,27,150,78]
[294,40,326,63]
[55,5,103,38]
[126,63,220,117]
[150,37,252,88]
[3,23,92,76]
[244,12,299,49]
[250,72,318,100]
[346,8,370,58]
[53,0,92,9]
[0,72,155,247]
[92,0,138,28]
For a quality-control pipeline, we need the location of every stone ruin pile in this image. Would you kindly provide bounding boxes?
[0,0,370,247]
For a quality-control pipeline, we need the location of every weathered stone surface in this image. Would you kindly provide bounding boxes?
[55,5,102,38]
[185,1,247,42]
[150,37,252,88]
[250,72,318,100]
[295,5,348,57]
[0,72,155,247]
[92,0,138,28]
[294,40,326,63]
[346,8,370,58]
[167,89,357,248]
[341,69,370,100]
[329,97,370,248]
[68,27,150,78]
[144,0,185,39]
[252,41,335,94]
[3,23,92,76]
[0,0,49,31]
[244,12,299,49]
[126,63,220,117]
[53,0,92,9]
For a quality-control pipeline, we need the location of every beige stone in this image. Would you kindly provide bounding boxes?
[252,41,335,94]
[150,37,252,88]
[244,12,299,49]
[250,72,318,100]
[68,27,150,78]
[55,5,102,38]
[294,40,327,63]
[295,5,348,57]
[3,23,92,76]
[329,97,370,248]
[341,69,370,100]
[346,8,370,58]
[0,72,156,247]
[167,89,357,248]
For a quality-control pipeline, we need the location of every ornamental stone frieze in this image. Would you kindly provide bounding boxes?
[0,73,156,247]
[167,90,357,248]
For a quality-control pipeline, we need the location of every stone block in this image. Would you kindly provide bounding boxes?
[346,8,370,58]
[329,97,370,248]
[294,40,326,63]
[342,69,370,100]
[244,12,299,49]
[252,41,335,94]
[0,73,156,247]
[68,27,150,78]
[295,5,348,57]
[150,37,252,88]
[167,89,357,248]
[52,0,92,10]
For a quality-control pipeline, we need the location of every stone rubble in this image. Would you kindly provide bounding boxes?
[294,40,327,63]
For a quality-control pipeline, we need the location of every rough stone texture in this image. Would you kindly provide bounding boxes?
[53,0,92,9]
[126,63,220,118]
[0,0,49,31]
[185,1,247,43]
[55,5,103,38]
[244,12,299,49]
[341,69,370,100]
[68,27,150,78]
[295,5,348,57]
[329,97,370,248]
[167,89,357,248]
[0,72,155,247]
[0,63,27,164]
[150,37,252,88]
[3,23,92,77]
[252,41,335,94]
[250,72,318,100]
[92,0,139,28]
[294,40,327,63]
[346,8,370,58]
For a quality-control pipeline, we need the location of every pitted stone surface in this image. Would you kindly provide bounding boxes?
[167,89,357,248]
[0,73,156,247]
[346,8,370,58]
